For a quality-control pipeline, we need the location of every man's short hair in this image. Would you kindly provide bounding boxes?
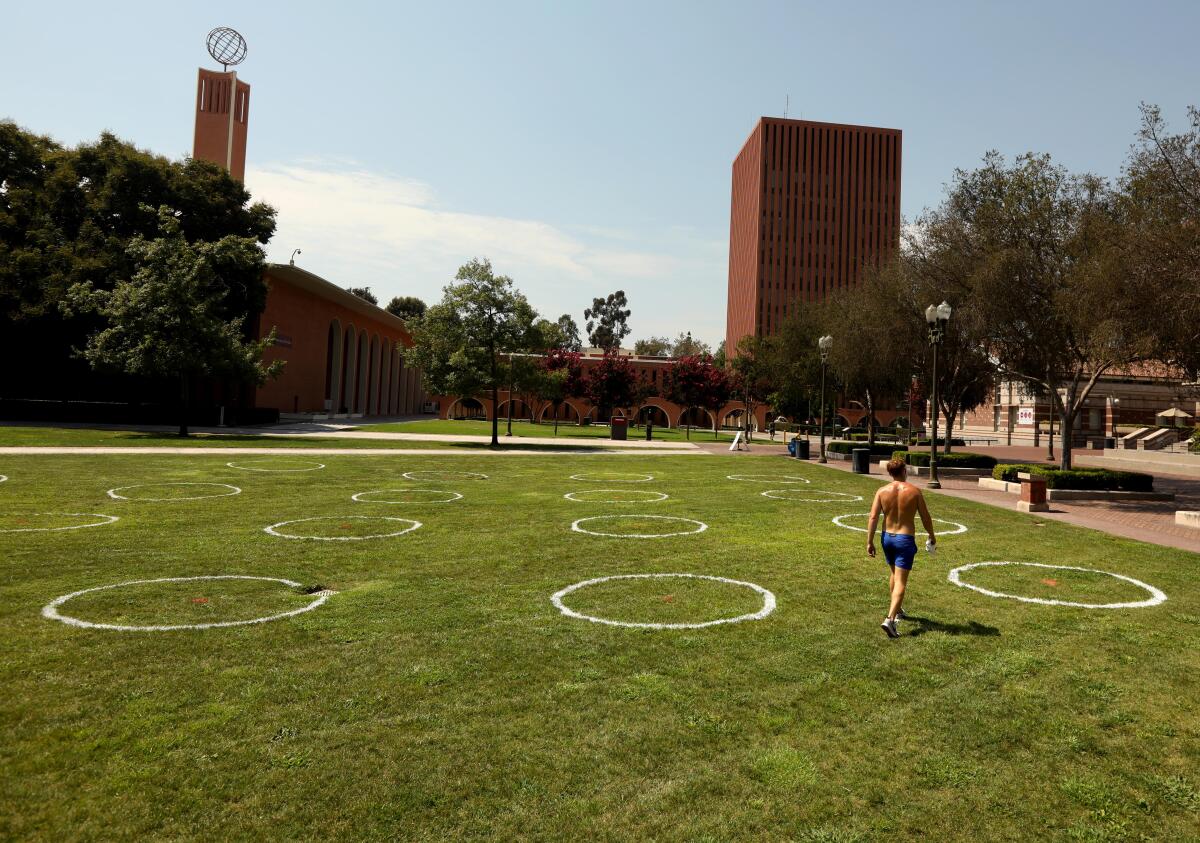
[886,458,907,479]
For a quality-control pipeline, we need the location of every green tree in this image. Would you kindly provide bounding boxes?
[65,208,282,436]
[403,258,538,447]
[712,339,727,370]
[634,336,672,356]
[554,314,582,351]
[538,349,585,434]
[385,295,427,321]
[0,123,275,406]
[927,152,1158,468]
[346,287,378,305]
[671,331,711,358]
[584,290,631,351]
[729,335,775,440]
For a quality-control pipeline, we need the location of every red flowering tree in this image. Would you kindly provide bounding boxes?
[664,354,731,439]
[583,351,637,424]
[538,348,585,434]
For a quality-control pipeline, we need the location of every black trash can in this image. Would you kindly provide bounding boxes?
[645,423,654,441]
[851,448,870,474]
[611,417,628,441]
[795,439,811,460]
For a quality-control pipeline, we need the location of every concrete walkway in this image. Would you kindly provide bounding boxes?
[749,441,1200,555]
[0,446,706,457]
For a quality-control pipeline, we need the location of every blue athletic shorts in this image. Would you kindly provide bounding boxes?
[881,531,917,570]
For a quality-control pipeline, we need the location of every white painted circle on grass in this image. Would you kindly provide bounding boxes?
[727,474,811,484]
[569,472,654,483]
[762,489,863,503]
[107,482,242,502]
[564,489,669,504]
[402,470,488,482]
[830,513,968,536]
[0,475,7,483]
[571,515,708,538]
[227,459,325,472]
[0,513,119,533]
[352,489,462,504]
[551,573,776,629]
[41,575,335,631]
[947,561,1167,609]
[264,515,422,541]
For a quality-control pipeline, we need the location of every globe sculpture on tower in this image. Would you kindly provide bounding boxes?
[193,27,251,181]
[206,27,247,71]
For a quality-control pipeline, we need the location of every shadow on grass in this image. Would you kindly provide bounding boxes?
[906,615,1000,637]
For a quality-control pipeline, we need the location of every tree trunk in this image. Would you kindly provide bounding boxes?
[178,373,190,437]
[943,409,957,453]
[553,403,560,435]
[491,384,499,447]
[1060,409,1073,470]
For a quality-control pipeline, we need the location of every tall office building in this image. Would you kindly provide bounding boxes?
[192,67,250,181]
[726,117,901,354]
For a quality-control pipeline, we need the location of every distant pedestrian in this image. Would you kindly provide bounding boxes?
[866,457,936,638]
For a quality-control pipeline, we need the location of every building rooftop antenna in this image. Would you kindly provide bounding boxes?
[784,94,789,119]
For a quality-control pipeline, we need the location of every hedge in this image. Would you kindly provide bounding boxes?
[895,451,997,469]
[826,442,906,456]
[992,463,1154,492]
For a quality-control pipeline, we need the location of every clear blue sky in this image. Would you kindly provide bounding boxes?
[3,1,1196,348]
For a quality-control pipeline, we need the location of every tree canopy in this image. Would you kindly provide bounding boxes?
[64,207,282,435]
[584,290,631,351]
[403,258,538,446]
[385,295,426,321]
[0,122,277,408]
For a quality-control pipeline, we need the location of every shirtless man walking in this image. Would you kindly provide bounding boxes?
[866,457,937,638]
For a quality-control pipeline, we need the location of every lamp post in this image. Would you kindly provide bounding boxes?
[924,301,952,489]
[817,335,833,464]
[1112,397,1120,440]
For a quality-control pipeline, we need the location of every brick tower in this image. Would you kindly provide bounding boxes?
[726,117,902,355]
[193,29,251,181]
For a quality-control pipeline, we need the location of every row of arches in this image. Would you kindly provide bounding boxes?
[444,398,761,431]
[323,319,421,416]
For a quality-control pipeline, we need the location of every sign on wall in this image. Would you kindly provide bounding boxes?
[1018,407,1034,425]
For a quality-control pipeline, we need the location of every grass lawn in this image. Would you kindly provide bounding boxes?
[1,452,1197,840]
[0,425,624,451]
[358,417,737,442]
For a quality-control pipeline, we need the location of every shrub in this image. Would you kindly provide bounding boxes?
[897,451,997,469]
[992,464,1154,492]
[826,442,904,457]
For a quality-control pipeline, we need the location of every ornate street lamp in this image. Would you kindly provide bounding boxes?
[924,302,952,488]
[817,335,833,464]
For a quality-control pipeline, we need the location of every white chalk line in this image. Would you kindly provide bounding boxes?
[571,514,708,538]
[727,474,811,484]
[569,472,654,483]
[0,475,7,483]
[227,460,325,472]
[551,573,776,629]
[107,482,242,502]
[564,489,669,504]
[831,513,968,536]
[352,489,462,504]
[0,513,120,533]
[947,561,1167,609]
[41,575,336,631]
[762,489,863,503]
[402,470,488,481]
[264,515,422,541]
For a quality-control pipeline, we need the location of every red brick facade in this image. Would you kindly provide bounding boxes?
[193,68,250,182]
[254,265,426,417]
[726,117,902,355]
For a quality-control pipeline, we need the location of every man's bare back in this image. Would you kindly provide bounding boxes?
[873,480,931,536]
